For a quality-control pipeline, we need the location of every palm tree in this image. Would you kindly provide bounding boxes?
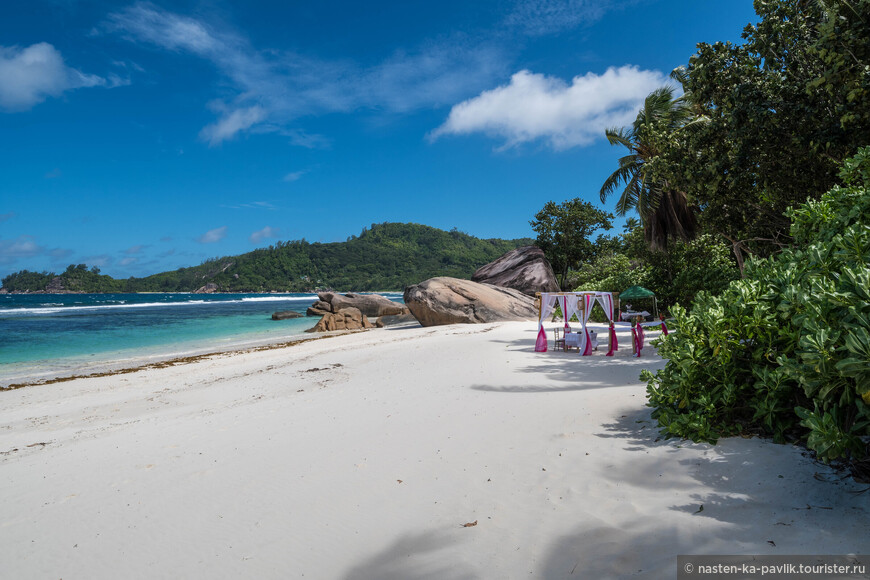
[600,86,699,250]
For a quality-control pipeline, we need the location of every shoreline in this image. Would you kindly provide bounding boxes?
[1,292,408,388]
[1,330,353,391]
[1,320,867,578]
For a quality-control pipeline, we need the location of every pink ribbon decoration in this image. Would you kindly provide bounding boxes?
[607,294,618,354]
[606,321,616,356]
[563,296,570,330]
[535,325,548,352]
[636,324,645,356]
[582,294,593,355]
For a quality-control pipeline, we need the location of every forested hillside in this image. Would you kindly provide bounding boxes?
[2,223,533,293]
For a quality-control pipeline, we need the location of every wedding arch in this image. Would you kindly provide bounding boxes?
[534,292,619,356]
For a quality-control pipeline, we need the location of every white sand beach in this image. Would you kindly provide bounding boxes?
[1,321,868,579]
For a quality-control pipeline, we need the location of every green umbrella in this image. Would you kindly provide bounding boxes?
[618,286,657,319]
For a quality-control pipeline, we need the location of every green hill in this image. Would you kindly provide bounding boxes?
[2,223,534,293]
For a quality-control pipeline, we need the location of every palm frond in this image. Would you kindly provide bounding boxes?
[604,127,634,148]
[600,163,637,203]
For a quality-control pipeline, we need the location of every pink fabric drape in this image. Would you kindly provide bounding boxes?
[604,293,618,356]
[582,294,593,355]
[633,324,645,357]
[661,321,669,336]
[535,325,548,352]
[606,321,616,356]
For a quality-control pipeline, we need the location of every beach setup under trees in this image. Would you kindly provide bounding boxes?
[535,291,621,355]
[618,285,658,320]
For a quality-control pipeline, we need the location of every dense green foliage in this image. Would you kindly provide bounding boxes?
[644,148,870,463]
[1,270,56,292]
[648,0,870,267]
[571,223,738,311]
[2,223,533,293]
[530,198,613,289]
[2,264,125,293]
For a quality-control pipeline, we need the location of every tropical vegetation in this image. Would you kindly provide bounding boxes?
[535,0,870,472]
[600,86,699,250]
[644,148,870,471]
[1,223,532,293]
[529,198,614,288]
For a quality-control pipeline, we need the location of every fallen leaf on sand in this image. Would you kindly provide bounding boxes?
[461,520,478,528]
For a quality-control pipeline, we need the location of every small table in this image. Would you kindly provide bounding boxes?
[621,310,651,321]
[564,332,581,350]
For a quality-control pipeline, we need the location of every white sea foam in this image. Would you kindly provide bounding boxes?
[0,295,323,315]
[240,295,318,302]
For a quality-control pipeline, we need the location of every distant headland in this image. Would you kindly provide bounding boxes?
[0,222,533,294]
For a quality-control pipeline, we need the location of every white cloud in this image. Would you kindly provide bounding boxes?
[284,129,331,150]
[504,0,611,36]
[124,245,146,254]
[220,201,278,210]
[283,171,305,182]
[430,66,668,150]
[0,235,43,263]
[199,105,266,146]
[81,254,113,269]
[197,226,227,243]
[106,3,220,55]
[105,3,508,144]
[0,43,110,111]
[249,226,279,244]
[49,248,73,261]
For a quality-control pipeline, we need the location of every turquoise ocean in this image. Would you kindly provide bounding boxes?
[0,292,403,387]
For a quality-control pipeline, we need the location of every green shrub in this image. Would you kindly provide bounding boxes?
[644,147,870,463]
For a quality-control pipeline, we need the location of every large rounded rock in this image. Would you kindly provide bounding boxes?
[306,307,374,333]
[308,292,408,317]
[272,310,303,320]
[374,313,420,328]
[194,282,220,294]
[403,277,537,327]
[471,246,559,296]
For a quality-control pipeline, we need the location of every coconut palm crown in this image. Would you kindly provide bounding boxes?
[600,85,699,250]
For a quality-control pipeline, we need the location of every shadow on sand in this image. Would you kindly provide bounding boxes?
[341,529,477,580]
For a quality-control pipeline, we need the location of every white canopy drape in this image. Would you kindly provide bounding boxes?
[536,291,617,354]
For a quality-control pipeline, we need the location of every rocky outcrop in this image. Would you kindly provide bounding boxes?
[471,246,559,296]
[45,277,66,293]
[403,277,537,327]
[272,310,303,320]
[374,314,420,328]
[306,307,374,333]
[194,282,220,294]
[306,300,333,317]
[307,292,408,318]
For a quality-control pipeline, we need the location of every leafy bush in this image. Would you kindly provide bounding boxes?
[570,230,737,315]
[644,147,870,463]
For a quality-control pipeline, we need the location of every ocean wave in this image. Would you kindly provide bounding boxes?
[0,300,211,315]
[240,295,318,302]
[0,293,405,315]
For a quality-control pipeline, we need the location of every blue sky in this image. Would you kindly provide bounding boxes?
[0,0,758,280]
